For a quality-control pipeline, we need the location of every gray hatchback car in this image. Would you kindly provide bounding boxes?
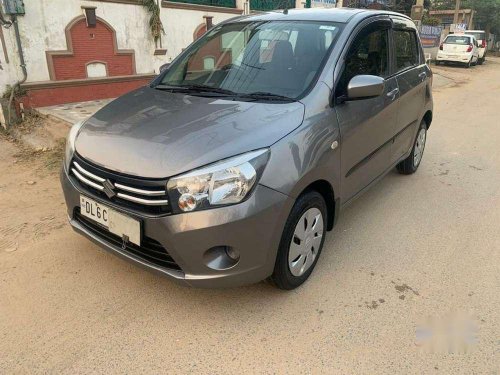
[61,8,433,289]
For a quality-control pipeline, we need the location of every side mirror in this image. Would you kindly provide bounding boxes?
[347,75,385,100]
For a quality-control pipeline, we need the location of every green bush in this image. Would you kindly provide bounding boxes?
[422,16,441,26]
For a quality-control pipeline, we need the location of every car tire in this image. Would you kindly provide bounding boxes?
[396,120,427,175]
[270,191,327,290]
[478,58,484,65]
[465,59,471,68]
[435,61,441,66]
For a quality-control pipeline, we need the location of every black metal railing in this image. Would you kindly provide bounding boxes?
[250,0,295,11]
[168,0,236,8]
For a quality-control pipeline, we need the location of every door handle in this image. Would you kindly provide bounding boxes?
[418,72,427,81]
[386,88,399,100]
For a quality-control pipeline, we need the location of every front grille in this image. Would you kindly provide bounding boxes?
[70,154,171,215]
[75,209,181,271]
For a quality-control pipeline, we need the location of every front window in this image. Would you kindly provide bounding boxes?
[336,22,389,97]
[158,21,343,100]
[394,29,419,72]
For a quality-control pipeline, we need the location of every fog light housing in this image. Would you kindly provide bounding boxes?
[225,246,240,261]
[203,246,239,270]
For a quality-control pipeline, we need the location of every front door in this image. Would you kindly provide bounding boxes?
[335,20,399,202]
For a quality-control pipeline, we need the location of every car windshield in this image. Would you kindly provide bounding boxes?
[157,20,343,100]
[445,35,471,45]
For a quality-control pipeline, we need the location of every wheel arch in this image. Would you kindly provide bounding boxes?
[423,110,433,129]
[299,180,337,231]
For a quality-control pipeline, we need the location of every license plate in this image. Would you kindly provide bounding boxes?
[80,195,141,246]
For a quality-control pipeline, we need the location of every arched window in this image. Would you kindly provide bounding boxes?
[86,61,107,78]
[203,56,215,70]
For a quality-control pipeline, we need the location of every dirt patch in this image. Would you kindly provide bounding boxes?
[13,138,65,172]
[392,282,420,296]
[8,112,69,150]
[431,64,476,91]
[0,116,68,254]
[3,113,67,174]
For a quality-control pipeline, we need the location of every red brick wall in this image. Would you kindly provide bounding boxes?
[20,78,152,108]
[195,24,207,40]
[51,19,134,80]
[189,25,232,72]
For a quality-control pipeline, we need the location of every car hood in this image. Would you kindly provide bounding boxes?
[75,87,305,178]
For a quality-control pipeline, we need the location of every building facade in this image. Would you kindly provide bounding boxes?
[428,8,475,29]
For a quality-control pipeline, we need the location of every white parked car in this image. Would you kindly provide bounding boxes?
[436,34,479,68]
[464,30,487,64]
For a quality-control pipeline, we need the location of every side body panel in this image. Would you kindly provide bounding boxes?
[260,82,341,202]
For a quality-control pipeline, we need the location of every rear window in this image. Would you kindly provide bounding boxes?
[445,35,471,45]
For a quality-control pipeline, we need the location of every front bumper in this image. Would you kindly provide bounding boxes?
[60,166,293,287]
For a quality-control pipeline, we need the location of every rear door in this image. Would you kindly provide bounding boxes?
[335,18,399,201]
[390,18,427,164]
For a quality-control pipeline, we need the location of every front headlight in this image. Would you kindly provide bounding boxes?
[64,120,85,171]
[167,149,270,213]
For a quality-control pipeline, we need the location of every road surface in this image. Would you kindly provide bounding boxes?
[1,59,499,374]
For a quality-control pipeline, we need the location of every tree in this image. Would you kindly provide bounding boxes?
[431,0,455,9]
[386,0,431,15]
[463,0,500,34]
[422,15,442,25]
[431,0,500,34]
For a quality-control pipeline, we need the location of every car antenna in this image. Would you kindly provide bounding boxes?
[283,7,288,14]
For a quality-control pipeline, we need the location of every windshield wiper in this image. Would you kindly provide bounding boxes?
[154,86,296,102]
[240,62,265,70]
[154,84,186,91]
[179,83,238,95]
[239,92,296,102]
[154,84,235,96]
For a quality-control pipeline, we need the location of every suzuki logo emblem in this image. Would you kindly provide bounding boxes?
[103,179,116,199]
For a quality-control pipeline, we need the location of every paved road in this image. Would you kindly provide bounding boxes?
[1,59,499,374]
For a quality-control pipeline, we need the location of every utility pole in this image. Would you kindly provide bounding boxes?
[453,0,461,24]
[411,0,424,22]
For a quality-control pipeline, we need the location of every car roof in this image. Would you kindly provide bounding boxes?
[230,8,412,24]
